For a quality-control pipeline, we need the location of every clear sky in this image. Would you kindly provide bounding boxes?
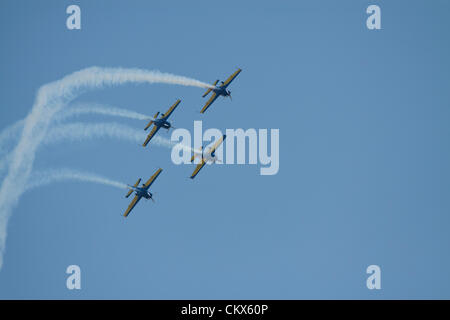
[0,0,449,299]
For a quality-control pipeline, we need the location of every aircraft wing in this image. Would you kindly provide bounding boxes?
[162,99,181,119]
[220,68,242,88]
[123,195,142,217]
[190,159,206,179]
[208,134,226,155]
[200,92,218,114]
[142,126,160,147]
[143,168,163,189]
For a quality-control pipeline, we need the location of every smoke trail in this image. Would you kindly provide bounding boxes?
[0,67,210,268]
[0,106,162,181]
[0,121,191,182]
[57,102,152,122]
[0,102,151,171]
[43,122,195,154]
[44,121,176,148]
[0,121,23,184]
[1,101,153,155]
[26,168,128,192]
[0,154,11,182]
[0,120,23,159]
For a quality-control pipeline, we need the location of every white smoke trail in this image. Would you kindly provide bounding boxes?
[44,122,195,154]
[0,121,192,182]
[0,154,12,182]
[0,102,151,171]
[0,120,24,159]
[57,102,152,122]
[26,168,128,192]
[0,121,23,185]
[44,121,176,148]
[0,66,210,268]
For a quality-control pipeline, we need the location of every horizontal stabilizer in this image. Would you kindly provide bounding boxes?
[144,112,160,130]
[133,178,141,187]
[125,178,141,198]
[202,80,219,98]
[190,146,203,162]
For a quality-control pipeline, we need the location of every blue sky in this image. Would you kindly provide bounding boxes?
[0,0,450,299]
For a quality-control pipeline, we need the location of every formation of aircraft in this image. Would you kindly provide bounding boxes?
[122,69,241,217]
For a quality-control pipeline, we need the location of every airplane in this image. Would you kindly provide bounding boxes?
[190,135,226,179]
[200,68,242,114]
[123,168,163,217]
[142,99,181,147]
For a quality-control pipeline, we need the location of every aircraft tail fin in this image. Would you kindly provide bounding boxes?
[125,178,141,198]
[202,80,219,97]
[144,112,160,130]
[190,146,203,162]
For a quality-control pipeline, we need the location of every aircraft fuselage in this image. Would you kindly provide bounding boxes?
[202,150,219,163]
[134,186,152,199]
[154,118,171,129]
[213,86,231,97]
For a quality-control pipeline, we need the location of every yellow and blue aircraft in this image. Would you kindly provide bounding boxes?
[190,135,226,179]
[200,68,242,114]
[123,168,163,217]
[142,99,181,147]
